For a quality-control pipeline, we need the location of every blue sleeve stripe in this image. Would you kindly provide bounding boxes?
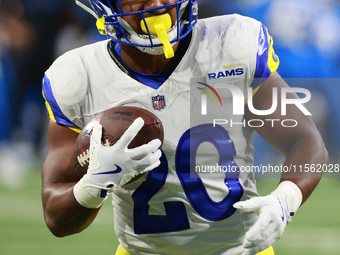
[42,74,78,128]
[252,24,272,88]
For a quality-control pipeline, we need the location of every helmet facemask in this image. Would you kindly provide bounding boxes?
[76,0,198,58]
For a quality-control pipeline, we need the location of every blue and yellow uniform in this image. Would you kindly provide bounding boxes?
[43,14,278,255]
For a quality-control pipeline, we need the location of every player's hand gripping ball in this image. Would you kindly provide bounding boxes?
[73,106,164,177]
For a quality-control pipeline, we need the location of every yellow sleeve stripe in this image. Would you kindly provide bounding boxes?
[42,89,82,133]
[265,27,280,73]
[69,126,82,133]
[42,89,56,123]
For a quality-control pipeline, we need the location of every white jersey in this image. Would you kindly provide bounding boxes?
[43,14,279,255]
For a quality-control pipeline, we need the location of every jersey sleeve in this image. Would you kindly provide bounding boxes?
[42,74,81,133]
[252,24,280,89]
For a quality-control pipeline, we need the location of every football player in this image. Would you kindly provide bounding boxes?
[41,1,328,255]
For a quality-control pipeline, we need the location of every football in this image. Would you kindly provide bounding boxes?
[73,106,164,177]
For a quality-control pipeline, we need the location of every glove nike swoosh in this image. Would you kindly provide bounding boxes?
[94,164,122,175]
[277,198,285,222]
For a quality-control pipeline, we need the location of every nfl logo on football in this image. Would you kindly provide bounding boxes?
[152,95,166,110]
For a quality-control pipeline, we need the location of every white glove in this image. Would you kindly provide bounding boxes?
[233,181,303,255]
[73,117,162,208]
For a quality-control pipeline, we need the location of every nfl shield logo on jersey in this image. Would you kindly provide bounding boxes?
[152,95,166,110]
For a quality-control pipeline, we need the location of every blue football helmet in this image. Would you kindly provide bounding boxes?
[76,0,198,56]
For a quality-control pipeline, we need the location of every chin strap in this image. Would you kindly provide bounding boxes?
[96,16,107,35]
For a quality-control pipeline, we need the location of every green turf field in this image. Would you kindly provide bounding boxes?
[1,167,339,255]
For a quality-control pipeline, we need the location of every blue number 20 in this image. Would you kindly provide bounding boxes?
[132,124,243,234]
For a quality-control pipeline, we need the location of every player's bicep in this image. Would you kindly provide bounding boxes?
[246,72,319,156]
[42,120,80,187]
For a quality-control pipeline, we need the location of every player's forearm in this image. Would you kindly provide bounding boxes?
[42,182,100,237]
[280,135,329,204]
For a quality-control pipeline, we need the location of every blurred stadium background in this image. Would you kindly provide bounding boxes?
[0,0,339,254]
